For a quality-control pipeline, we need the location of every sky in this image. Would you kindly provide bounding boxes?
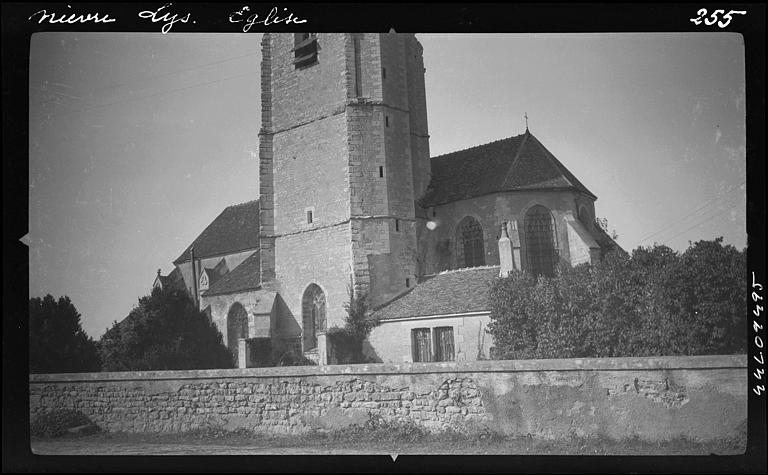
[29,33,747,339]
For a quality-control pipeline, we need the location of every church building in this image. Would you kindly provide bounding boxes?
[154,33,619,367]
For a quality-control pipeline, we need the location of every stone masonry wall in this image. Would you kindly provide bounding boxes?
[30,356,746,442]
[422,190,595,275]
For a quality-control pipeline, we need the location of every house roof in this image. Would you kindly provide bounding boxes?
[373,266,500,321]
[420,131,596,207]
[202,250,261,297]
[174,200,260,264]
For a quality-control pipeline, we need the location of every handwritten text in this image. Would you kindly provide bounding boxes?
[690,9,746,28]
[29,5,116,24]
[229,6,306,33]
[752,272,765,396]
[139,3,193,34]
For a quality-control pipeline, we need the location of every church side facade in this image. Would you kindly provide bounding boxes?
[154,33,620,367]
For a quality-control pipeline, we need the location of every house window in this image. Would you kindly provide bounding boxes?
[524,205,558,277]
[385,115,389,127]
[412,328,432,362]
[379,166,384,178]
[457,216,485,268]
[293,33,318,68]
[405,277,410,288]
[306,208,314,224]
[433,327,455,362]
[382,67,387,80]
[395,219,400,232]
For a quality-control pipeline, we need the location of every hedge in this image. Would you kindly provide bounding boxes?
[487,238,747,359]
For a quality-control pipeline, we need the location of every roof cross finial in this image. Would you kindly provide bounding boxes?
[524,112,529,132]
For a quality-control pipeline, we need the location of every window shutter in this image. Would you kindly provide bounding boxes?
[412,328,432,362]
[434,327,455,362]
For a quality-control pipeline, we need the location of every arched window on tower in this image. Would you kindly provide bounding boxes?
[524,205,558,277]
[457,216,485,268]
[302,284,326,351]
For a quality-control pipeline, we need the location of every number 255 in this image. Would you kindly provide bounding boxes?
[690,9,746,28]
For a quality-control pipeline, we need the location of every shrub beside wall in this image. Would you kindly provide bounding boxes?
[488,239,747,359]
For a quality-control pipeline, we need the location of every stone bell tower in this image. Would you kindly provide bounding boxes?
[258,32,430,344]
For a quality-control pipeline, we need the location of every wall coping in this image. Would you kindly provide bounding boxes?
[29,354,746,383]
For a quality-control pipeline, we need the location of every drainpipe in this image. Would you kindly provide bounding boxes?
[190,246,198,307]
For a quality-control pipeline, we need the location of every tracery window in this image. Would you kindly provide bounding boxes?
[457,217,485,268]
[524,205,558,277]
[302,284,326,351]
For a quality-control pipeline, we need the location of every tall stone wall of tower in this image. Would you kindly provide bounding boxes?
[259,33,431,343]
[347,33,424,307]
[404,36,431,201]
[259,34,276,284]
[260,33,354,330]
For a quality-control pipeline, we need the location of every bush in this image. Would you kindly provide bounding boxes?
[30,409,96,438]
[488,238,746,359]
[99,287,234,371]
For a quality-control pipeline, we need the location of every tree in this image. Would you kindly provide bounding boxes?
[99,287,233,371]
[328,279,379,363]
[29,294,101,373]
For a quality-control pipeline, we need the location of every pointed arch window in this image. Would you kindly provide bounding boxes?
[302,284,326,351]
[457,216,485,268]
[524,205,558,277]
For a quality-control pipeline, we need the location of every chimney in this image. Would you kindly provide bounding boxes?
[157,269,161,276]
[498,222,514,277]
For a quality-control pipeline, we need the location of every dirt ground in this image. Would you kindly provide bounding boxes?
[30,431,746,456]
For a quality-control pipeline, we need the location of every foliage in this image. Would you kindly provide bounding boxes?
[330,280,379,363]
[30,409,96,438]
[98,287,234,371]
[329,414,430,444]
[248,339,317,367]
[29,295,101,374]
[594,217,619,240]
[487,238,746,359]
[273,349,317,366]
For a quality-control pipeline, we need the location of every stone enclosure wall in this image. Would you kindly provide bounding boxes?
[29,355,746,442]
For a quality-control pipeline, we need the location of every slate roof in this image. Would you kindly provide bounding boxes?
[420,131,596,207]
[174,200,260,264]
[202,251,261,297]
[373,266,500,321]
